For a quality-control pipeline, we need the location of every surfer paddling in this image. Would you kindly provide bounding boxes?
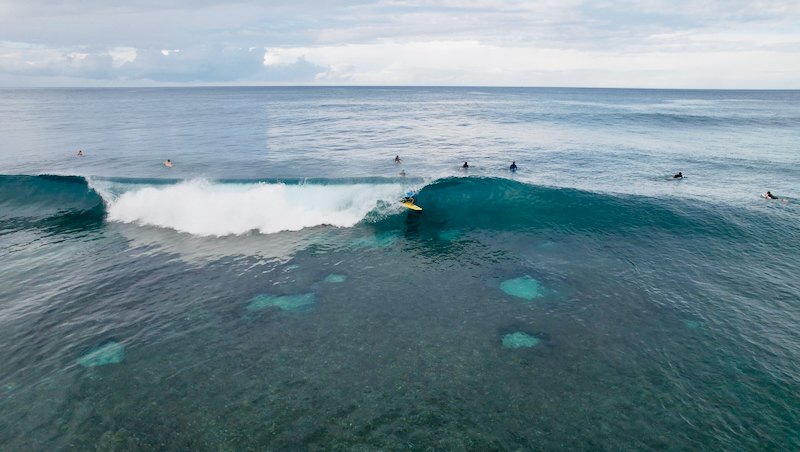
[461,162,469,169]
[163,159,172,167]
[764,191,789,202]
[65,150,83,156]
[671,172,683,179]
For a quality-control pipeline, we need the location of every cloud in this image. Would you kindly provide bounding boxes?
[0,45,328,83]
[277,40,800,88]
[0,0,798,87]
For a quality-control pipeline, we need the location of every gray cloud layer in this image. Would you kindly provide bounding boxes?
[0,0,798,86]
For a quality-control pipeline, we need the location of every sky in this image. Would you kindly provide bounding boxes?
[0,0,799,88]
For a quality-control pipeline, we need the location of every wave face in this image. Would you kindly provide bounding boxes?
[402,176,755,240]
[0,175,102,219]
[3,174,795,244]
[91,178,408,236]
[0,175,105,234]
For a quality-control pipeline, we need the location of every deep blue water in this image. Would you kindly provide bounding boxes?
[1,87,800,451]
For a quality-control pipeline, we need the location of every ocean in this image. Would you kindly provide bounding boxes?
[1,87,799,451]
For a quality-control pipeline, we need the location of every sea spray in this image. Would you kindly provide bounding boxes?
[99,179,406,236]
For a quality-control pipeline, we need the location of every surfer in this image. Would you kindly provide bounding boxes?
[164,159,172,167]
[672,172,683,179]
[461,162,469,169]
[78,150,83,156]
[395,155,402,163]
[509,161,517,171]
[403,190,417,204]
[764,191,789,202]
[399,169,406,177]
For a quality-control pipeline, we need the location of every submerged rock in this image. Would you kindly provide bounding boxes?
[500,276,543,300]
[685,320,703,329]
[247,293,316,311]
[78,342,125,367]
[502,332,541,349]
[324,274,346,283]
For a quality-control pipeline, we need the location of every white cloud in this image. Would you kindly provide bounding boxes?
[266,39,800,88]
[0,0,798,86]
[110,47,137,66]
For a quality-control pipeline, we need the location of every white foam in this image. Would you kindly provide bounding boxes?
[95,180,406,236]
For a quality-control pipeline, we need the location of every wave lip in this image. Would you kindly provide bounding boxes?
[101,179,406,237]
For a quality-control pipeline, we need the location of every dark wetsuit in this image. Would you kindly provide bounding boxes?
[510,163,517,171]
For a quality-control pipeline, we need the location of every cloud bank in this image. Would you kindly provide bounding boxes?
[0,0,798,87]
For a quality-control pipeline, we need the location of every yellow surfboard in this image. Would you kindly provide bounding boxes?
[400,202,422,211]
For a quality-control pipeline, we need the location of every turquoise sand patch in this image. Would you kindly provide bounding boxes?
[247,293,316,311]
[325,274,346,283]
[78,342,125,368]
[500,276,543,300]
[685,320,703,329]
[502,332,541,349]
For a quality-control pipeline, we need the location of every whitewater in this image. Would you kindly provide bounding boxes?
[90,178,412,236]
[1,87,799,451]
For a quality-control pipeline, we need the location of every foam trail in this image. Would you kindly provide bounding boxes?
[99,180,405,236]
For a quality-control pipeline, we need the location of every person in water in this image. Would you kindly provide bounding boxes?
[764,191,789,201]
[164,159,172,167]
[462,162,469,169]
[395,155,402,163]
[399,169,406,177]
[78,150,83,156]
[509,161,517,171]
[672,172,683,179]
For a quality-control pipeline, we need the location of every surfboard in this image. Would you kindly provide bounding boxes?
[400,202,422,211]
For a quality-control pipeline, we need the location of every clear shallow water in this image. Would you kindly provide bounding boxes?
[1,88,800,451]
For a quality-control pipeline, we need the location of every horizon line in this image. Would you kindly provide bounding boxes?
[1,85,799,91]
